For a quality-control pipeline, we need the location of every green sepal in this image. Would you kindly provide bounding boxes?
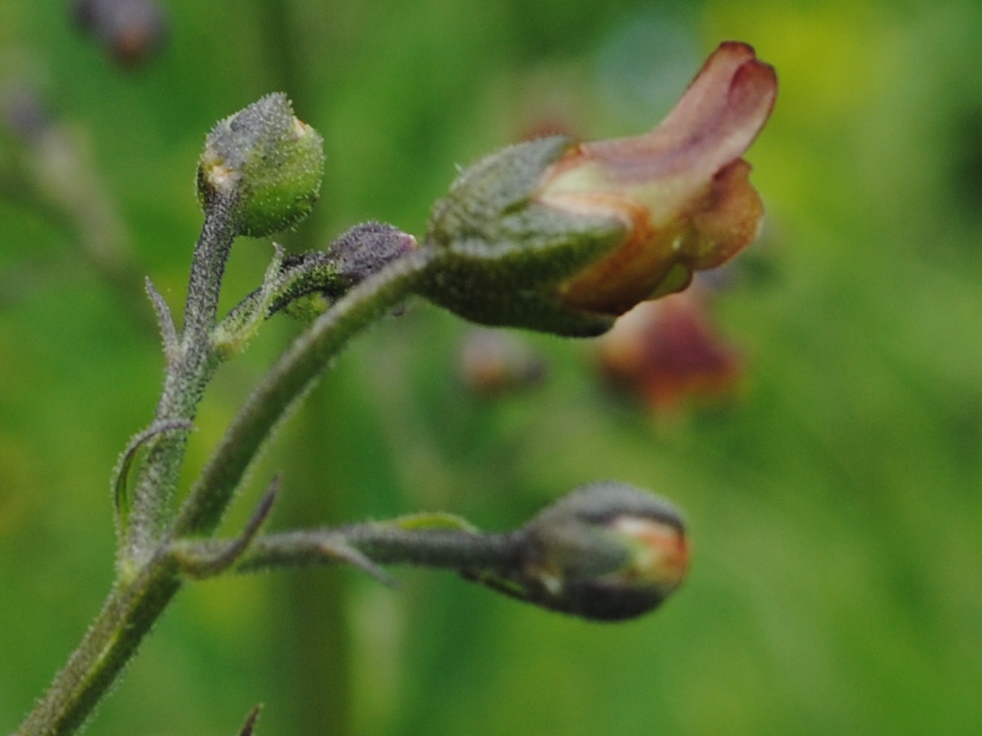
[419,136,626,337]
[386,512,479,533]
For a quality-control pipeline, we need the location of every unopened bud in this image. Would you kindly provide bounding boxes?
[517,482,688,621]
[324,221,419,289]
[197,93,324,237]
[277,222,417,320]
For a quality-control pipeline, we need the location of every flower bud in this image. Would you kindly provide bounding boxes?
[421,134,624,336]
[197,93,324,237]
[277,222,418,320]
[517,482,688,621]
[420,42,776,337]
[324,221,419,290]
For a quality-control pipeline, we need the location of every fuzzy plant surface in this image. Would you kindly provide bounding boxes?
[12,42,775,736]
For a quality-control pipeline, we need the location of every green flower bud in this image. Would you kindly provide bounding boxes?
[516,482,689,621]
[420,134,625,337]
[197,93,324,237]
[419,42,776,338]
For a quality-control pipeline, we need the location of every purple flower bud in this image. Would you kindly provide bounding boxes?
[72,0,168,68]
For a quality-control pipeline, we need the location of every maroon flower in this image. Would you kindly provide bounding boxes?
[598,286,743,413]
[422,42,776,337]
[539,41,777,316]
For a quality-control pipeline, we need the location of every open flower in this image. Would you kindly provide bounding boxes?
[542,41,776,314]
[421,42,776,336]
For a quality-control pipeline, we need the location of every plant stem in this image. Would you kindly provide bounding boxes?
[14,559,182,736]
[168,522,524,577]
[277,390,355,736]
[172,247,435,539]
[239,525,523,573]
[124,192,240,564]
[16,245,434,736]
[181,191,241,346]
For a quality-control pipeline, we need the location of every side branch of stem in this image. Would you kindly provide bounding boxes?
[173,248,435,538]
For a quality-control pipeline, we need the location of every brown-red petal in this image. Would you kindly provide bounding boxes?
[686,158,764,269]
[570,42,777,186]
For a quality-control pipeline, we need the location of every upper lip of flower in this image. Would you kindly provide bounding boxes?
[538,41,777,195]
[532,42,777,317]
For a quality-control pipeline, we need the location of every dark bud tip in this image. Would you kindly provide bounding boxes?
[325,221,419,291]
[270,222,416,321]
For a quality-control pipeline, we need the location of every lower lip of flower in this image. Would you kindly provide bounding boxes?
[553,196,695,316]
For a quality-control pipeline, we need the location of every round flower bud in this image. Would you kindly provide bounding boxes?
[517,482,689,621]
[197,93,324,237]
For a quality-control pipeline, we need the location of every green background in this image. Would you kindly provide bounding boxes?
[2,0,981,734]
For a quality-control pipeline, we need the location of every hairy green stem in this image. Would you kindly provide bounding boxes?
[14,560,182,736]
[167,521,524,581]
[181,191,241,346]
[124,192,240,564]
[236,525,523,574]
[172,247,435,538]
[16,246,434,736]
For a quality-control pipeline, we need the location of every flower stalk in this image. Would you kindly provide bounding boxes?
[171,246,434,539]
[16,245,429,736]
[172,482,689,622]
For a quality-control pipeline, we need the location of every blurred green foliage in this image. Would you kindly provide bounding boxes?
[2,0,982,734]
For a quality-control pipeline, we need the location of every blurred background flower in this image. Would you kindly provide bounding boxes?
[72,0,168,69]
[597,280,744,414]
